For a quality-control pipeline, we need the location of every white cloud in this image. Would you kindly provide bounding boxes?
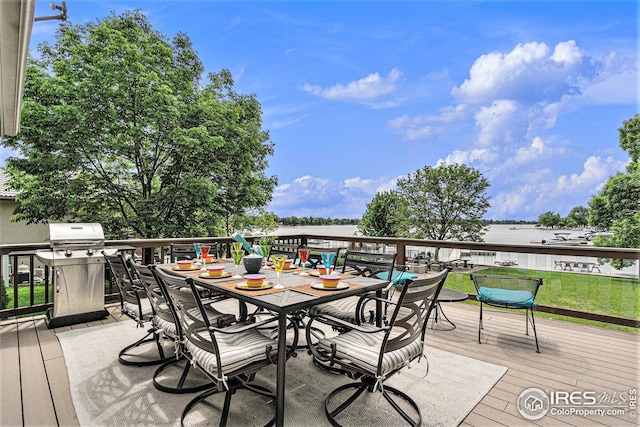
[474,100,519,146]
[268,174,400,218]
[580,70,638,104]
[486,156,626,219]
[438,147,497,166]
[556,156,626,192]
[452,41,588,105]
[302,68,402,103]
[387,105,468,141]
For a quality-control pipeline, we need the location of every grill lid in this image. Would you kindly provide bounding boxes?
[48,223,105,249]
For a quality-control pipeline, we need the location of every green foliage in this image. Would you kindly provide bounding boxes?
[567,206,588,228]
[358,191,406,237]
[587,115,640,268]
[619,114,640,173]
[395,163,490,260]
[594,213,640,268]
[588,173,640,230]
[537,211,562,228]
[0,277,8,310]
[2,11,276,239]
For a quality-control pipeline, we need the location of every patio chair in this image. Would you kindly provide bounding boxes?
[103,253,172,366]
[307,268,449,426]
[267,241,301,263]
[308,250,397,327]
[470,274,543,353]
[301,245,342,269]
[130,262,235,394]
[157,267,279,426]
[306,250,396,372]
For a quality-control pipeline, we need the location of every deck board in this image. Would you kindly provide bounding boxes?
[1,302,637,426]
[0,322,22,427]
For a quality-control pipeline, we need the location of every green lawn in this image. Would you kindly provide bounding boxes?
[444,267,639,333]
[7,270,639,333]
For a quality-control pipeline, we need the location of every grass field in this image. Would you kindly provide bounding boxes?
[7,269,639,332]
[444,267,639,333]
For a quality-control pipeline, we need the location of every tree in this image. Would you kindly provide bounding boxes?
[395,163,490,261]
[588,173,640,230]
[537,211,562,228]
[567,206,589,228]
[358,191,406,237]
[2,11,276,239]
[588,115,640,268]
[619,114,639,173]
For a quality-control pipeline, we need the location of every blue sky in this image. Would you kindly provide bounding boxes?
[4,0,638,221]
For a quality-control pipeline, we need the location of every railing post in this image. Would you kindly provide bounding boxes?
[396,240,406,266]
[142,248,154,265]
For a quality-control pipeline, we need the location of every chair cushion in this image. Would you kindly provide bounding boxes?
[319,327,424,376]
[123,298,153,320]
[376,271,418,285]
[309,297,360,323]
[155,307,235,340]
[185,324,277,375]
[477,286,535,307]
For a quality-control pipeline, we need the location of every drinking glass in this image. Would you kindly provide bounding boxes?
[231,250,244,278]
[193,243,202,261]
[200,245,211,270]
[298,248,311,276]
[232,242,244,253]
[272,255,287,289]
[321,253,336,274]
[261,244,271,268]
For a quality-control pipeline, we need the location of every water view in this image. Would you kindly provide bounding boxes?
[275,224,638,279]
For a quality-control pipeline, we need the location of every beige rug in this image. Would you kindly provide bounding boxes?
[57,321,506,426]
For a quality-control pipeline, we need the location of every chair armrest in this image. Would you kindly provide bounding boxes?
[312,313,389,334]
[208,316,278,334]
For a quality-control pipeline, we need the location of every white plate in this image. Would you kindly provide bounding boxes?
[173,265,199,271]
[236,282,274,291]
[199,272,232,279]
[310,281,348,291]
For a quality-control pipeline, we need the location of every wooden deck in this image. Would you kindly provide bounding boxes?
[1,302,638,426]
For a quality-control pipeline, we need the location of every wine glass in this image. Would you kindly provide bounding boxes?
[231,248,244,279]
[200,245,211,271]
[321,253,336,274]
[232,241,244,254]
[260,244,271,268]
[193,243,202,262]
[272,255,287,289]
[298,248,311,276]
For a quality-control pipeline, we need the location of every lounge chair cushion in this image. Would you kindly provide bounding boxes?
[476,286,535,308]
[319,326,424,376]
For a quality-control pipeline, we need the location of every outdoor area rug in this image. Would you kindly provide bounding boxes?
[57,321,507,426]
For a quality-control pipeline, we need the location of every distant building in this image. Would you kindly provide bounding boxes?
[0,168,48,244]
[1,168,48,284]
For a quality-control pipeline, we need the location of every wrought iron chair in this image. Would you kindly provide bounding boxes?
[301,245,342,269]
[103,252,171,366]
[155,266,279,426]
[130,262,235,394]
[470,274,543,353]
[307,268,449,426]
[306,251,396,372]
[267,241,301,263]
[308,250,397,327]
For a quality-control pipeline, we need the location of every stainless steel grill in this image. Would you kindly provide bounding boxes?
[35,223,116,328]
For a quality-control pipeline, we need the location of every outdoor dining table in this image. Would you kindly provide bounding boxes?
[167,261,388,427]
